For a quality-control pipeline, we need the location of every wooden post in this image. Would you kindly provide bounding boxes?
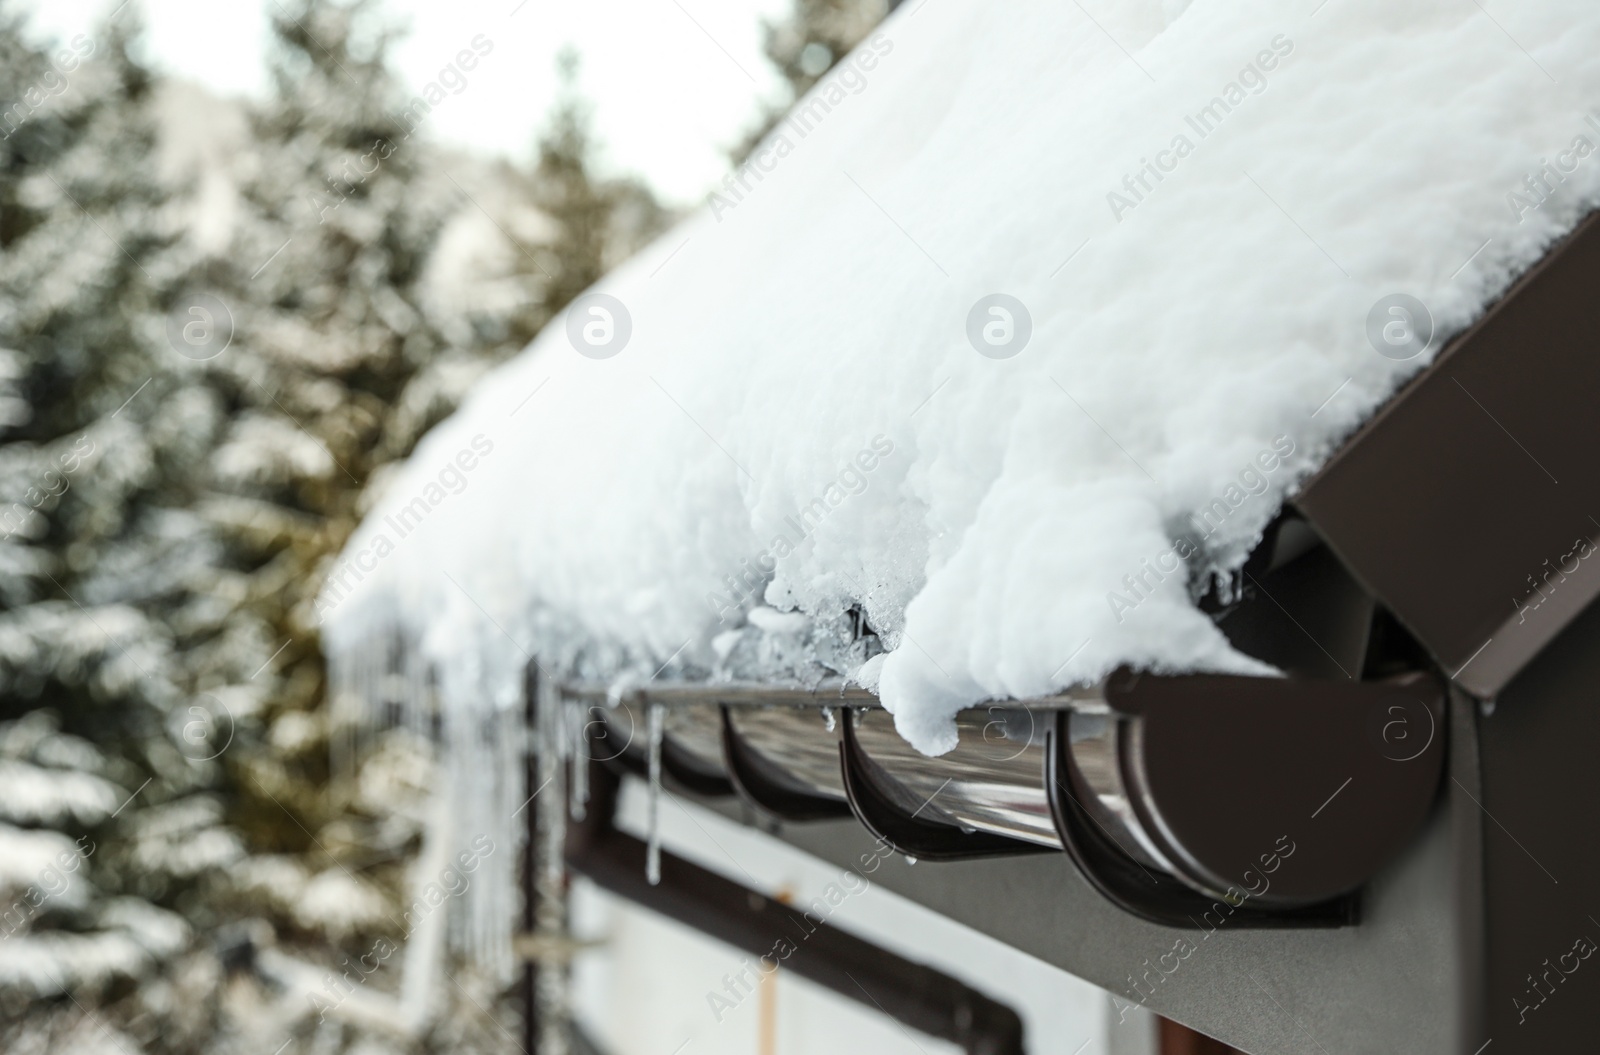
[1158,1017,1243,1055]
[522,663,540,1053]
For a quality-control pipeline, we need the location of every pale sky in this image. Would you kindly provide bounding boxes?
[19,0,791,205]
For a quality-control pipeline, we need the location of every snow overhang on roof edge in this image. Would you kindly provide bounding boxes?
[320,0,1600,758]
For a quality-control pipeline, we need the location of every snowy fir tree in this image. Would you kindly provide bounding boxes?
[0,0,668,1049]
[167,1,514,1050]
[523,49,669,331]
[0,6,244,1052]
[416,47,668,363]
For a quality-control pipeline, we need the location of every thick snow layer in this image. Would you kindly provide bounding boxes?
[326,0,1600,754]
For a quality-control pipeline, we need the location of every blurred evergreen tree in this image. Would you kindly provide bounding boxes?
[527,48,668,324]
[732,0,890,162]
[176,3,666,1053]
[185,1,507,1050]
[0,5,243,1052]
[430,46,670,361]
[0,0,667,1050]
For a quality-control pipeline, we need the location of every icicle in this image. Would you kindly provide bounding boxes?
[569,700,589,822]
[821,706,836,732]
[646,702,665,886]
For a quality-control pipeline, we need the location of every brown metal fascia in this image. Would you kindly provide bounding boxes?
[1295,209,1600,699]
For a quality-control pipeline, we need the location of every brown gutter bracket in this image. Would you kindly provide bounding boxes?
[837,709,1057,861]
[565,759,1028,1055]
[720,706,854,821]
[661,733,737,798]
[586,700,736,798]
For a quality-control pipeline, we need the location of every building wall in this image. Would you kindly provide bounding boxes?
[567,781,1123,1055]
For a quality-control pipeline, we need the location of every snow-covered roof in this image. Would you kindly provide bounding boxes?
[323,0,1600,755]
